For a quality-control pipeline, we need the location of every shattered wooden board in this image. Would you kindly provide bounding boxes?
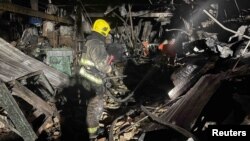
[0,38,69,88]
[146,73,224,131]
[167,74,224,130]
[0,83,37,141]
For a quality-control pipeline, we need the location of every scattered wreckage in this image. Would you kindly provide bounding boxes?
[0,38,68,140]
[0,0,250,141]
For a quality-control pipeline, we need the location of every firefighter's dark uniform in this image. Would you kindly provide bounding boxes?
[79,31,112,135]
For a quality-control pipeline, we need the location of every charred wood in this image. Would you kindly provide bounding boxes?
[0,38,69,89]
[168,56,218,99]
[0,3,72,24]
[146,73,224,132]
[16,71,55,101]
[0,82,37,141]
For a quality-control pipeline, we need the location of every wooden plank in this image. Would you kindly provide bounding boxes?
[9,80,60,136]
[146,73,224,131]
[0,83,37,141]
[0,3,72,24]
[10,81,56,116]
[168,57,218,99]
[225,65,250,79]
[0,57,31,81]
[16,71,55,98]
[0,38,69,89]
[167,74,224,130]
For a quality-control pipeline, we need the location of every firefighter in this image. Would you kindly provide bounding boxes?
[78,19,118,137]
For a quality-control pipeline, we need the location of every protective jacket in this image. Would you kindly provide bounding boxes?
[79,32,112,85]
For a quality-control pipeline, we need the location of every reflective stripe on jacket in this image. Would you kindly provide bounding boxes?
[79,57,95,67]
[79,53,104,85]
[79,32,112,84]
[79,66,103,85]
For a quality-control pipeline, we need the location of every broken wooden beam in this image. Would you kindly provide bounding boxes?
[168,57,218,99]
[0,38,69,89]
[146,73,224,131]
[16,71,55,100]
[0,3,72,24]
[167,74,224,130]
[9,80,60,137]
[224,65,250,79]
[0,82,37,141]
[9,80,56,117]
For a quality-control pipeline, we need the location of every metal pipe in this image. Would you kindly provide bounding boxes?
[107,65,159,103]
[203,9,250,40]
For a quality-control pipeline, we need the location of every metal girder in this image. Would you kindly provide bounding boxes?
[0,3,72,24]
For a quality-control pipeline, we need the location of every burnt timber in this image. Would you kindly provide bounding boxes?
[0,38,69,89]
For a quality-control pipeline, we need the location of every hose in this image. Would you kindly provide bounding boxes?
[106,65,159,103]
[106,88,135,103]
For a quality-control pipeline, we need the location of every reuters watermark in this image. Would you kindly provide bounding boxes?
[207,125,250,140]
[212,129,246,136]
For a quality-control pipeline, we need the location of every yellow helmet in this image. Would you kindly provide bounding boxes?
[92,19,111,37]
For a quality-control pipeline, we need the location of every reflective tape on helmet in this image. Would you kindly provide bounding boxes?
[79,67,103,85]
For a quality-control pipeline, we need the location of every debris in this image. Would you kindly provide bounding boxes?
[229,25,248,42]
[217,45,233,58]
[1,1,250,141]
[0,82,37,141]
[0,38,69,88]
[168,57,218,99]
